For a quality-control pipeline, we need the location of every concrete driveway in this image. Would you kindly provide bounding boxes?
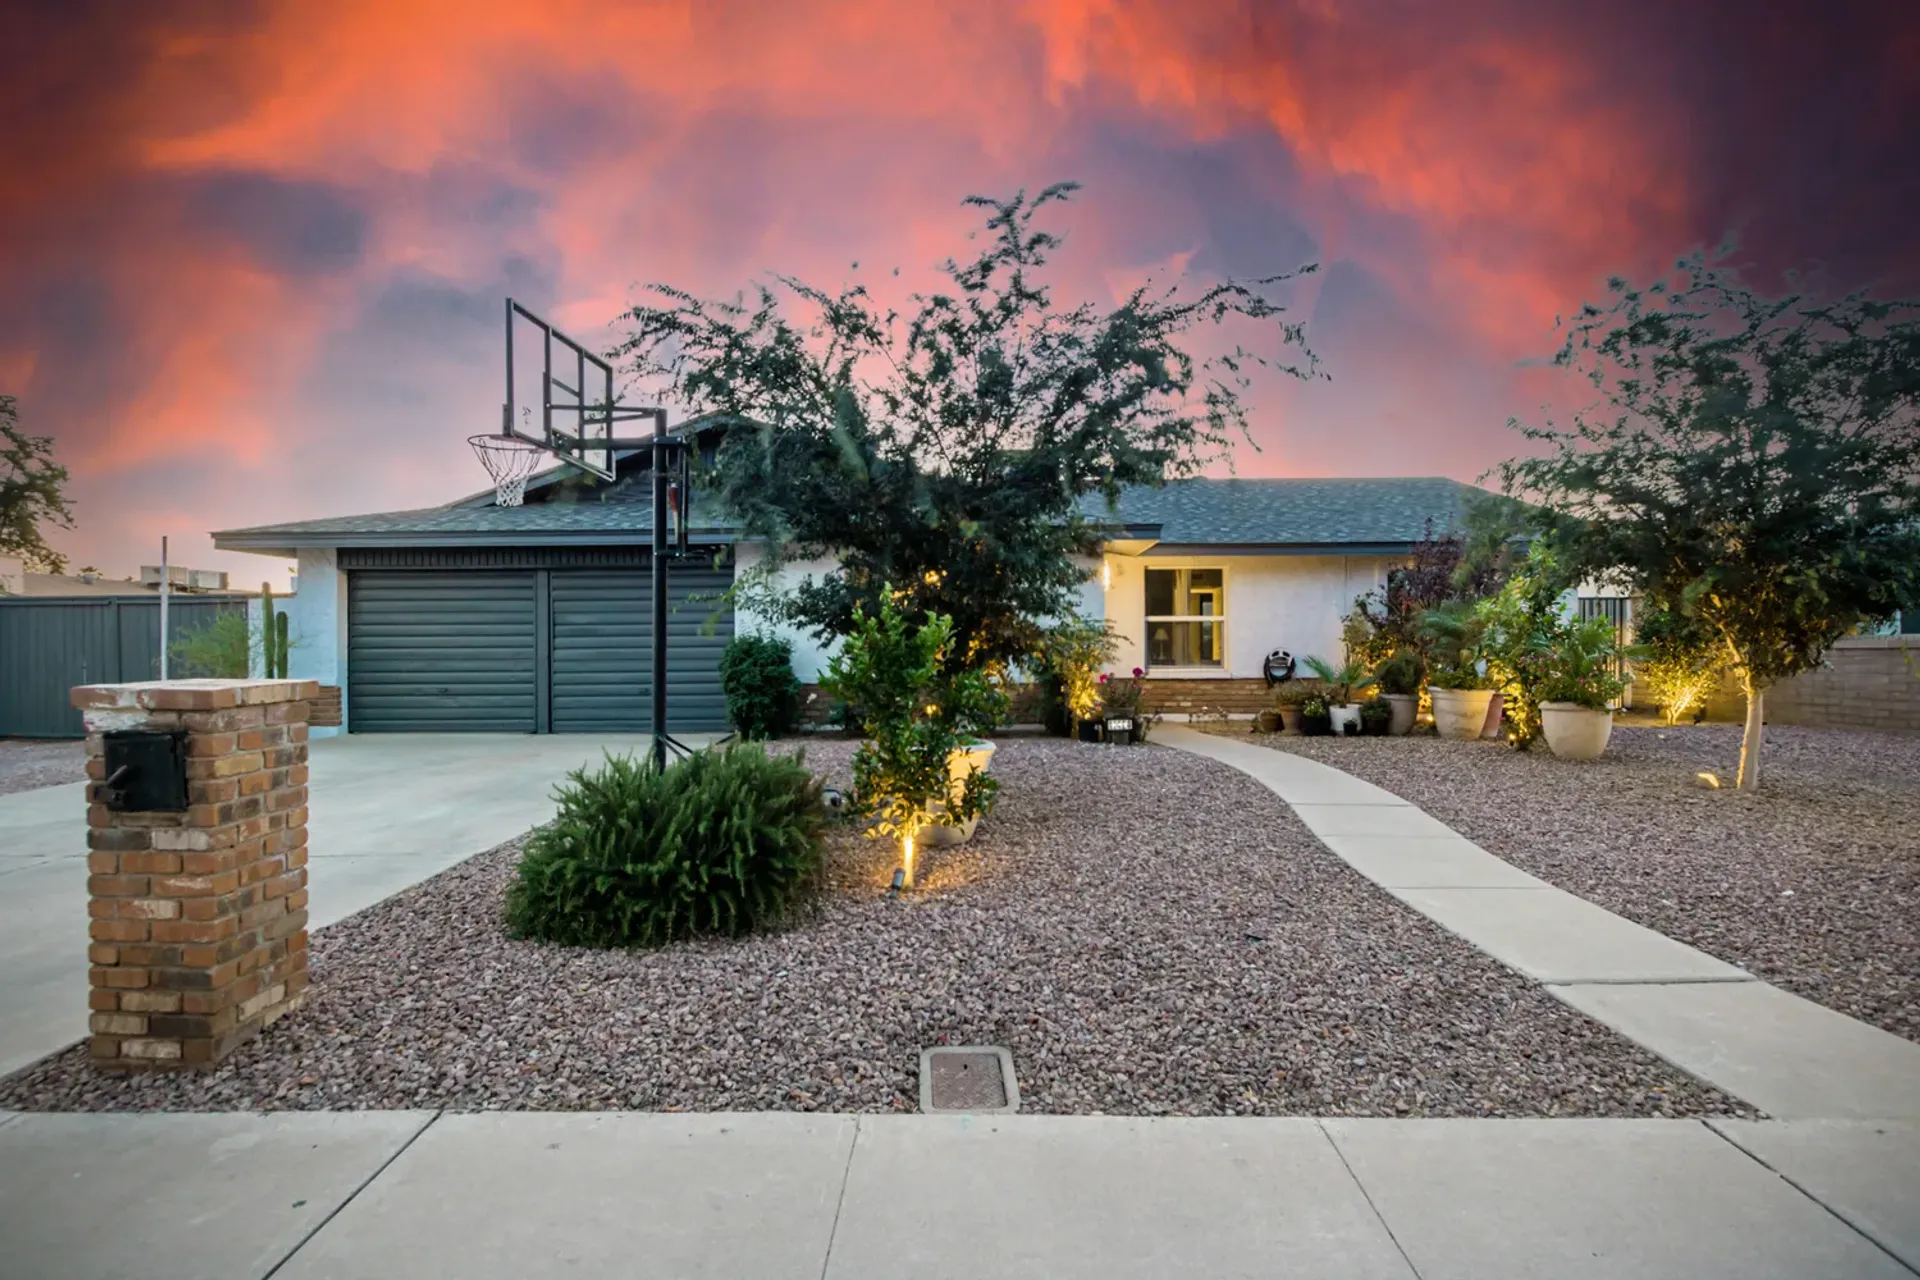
[0,733,716,1078]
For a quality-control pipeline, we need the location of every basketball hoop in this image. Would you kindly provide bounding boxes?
[468,434,549,507]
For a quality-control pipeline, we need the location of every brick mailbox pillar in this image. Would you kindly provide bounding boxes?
[72,678,317,1070]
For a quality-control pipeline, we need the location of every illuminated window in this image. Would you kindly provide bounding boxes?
[1144,568,1225,667]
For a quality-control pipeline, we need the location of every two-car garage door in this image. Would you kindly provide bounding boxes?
[347,563,733,733]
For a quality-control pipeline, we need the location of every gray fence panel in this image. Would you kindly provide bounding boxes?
[0,597,244,738]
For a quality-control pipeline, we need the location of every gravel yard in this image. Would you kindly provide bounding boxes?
[0,739,1747,1117]
[0,739,86,796]
[1238,725,1920,1043]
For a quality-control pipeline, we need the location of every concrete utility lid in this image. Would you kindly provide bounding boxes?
[919,1046,1020,1114]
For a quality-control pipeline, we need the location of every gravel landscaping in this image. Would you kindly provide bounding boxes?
[1236,725,1920,1043]
[0,739,1749,1117]
[0,739,86,796]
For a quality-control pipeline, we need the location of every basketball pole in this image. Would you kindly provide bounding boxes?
[650,409,669,773]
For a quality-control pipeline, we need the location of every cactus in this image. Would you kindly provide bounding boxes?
[260,582,290,678]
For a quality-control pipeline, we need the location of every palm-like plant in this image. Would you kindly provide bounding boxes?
[1302,654,1376,706]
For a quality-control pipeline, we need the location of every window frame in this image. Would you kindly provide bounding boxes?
[1142,564,1230,672]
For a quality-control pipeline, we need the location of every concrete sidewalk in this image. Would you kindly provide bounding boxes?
[1159,727,1920,1122]
[0,733,716,1078]
[1,1111,1913,1279]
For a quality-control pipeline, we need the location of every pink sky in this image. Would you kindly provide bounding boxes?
[2,0,1913,588]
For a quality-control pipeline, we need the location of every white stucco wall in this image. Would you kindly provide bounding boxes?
[732,544,843,682]
[284,548,348,737]
[1098,552,1389,678]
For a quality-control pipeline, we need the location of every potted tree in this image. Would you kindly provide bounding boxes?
[1537,616,1631,760]
[1372,650,1421,735]
[1303,655,1376,736]
[1419,602,1497,740]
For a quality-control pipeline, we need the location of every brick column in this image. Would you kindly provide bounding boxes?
[72,678,316,1070]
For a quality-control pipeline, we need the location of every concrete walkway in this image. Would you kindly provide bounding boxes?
[1159,727,1920,1122]
[2,1109,1915,1279]
[0,733,717,1078]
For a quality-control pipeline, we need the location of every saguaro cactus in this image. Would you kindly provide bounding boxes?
[261,582,290,679]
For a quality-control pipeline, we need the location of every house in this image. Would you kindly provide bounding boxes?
[213,444,1490,735]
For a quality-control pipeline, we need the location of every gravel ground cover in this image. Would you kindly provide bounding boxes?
[0,739,86,796]
[0,739,1747,1116]
[1233,725,1920,1043]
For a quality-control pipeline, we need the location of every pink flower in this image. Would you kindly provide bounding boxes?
[1132,667,1144,677]
[1098,673,1110,683]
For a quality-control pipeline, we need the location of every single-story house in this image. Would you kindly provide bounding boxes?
[214,437,1490,736]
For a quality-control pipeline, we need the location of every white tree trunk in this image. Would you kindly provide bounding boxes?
[1736,681,1766,791]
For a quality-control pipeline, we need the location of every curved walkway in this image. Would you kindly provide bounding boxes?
[1159,726,1920,1124]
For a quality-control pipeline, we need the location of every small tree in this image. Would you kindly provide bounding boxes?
[0,395,74,576]
[1475,542,1578,749]
[617,183,1320,673]
[1631,606,1728,725]
[821,590,1005,886]
[1038,613,1120,733]
[1346,515,1511,679]
[1500,257,1920,788]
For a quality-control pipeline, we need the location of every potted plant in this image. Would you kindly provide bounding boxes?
[1042,614,1120,745]
[1418,602,1497,740]
[1098,668,1147,745]
[1273,682,1312,734]
[1372,650,1421,735]
[1359,696,1393,736]
[1537,616,1631,761]
[1302,655,1376,736]
[1299,694,1333,736]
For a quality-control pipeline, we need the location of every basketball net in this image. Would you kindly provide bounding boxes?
[468,435,549,507]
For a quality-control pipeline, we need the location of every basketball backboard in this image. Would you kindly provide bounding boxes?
[504,298,616,480]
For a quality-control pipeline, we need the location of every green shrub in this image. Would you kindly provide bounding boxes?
[168,611,251,678]
[504,745,826,948]
[719,633,801,739]
[1373,650,1421,697]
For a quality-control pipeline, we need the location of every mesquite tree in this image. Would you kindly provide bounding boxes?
[1500,256,1920,789]
[0,395,74,577]
[614,183,1320,671]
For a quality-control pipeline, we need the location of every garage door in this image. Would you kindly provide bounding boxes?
[347,571,537,732]
[550,564,734,732]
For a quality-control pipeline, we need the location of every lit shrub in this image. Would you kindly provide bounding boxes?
[505,745,826,948]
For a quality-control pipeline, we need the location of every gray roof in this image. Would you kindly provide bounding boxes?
[216,468,1490,557]
[1083,477,1491,549]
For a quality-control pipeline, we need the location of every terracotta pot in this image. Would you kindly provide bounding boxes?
[1481,691,1506,740]
[1255,710,1281,733]
[1278,706,1304,735]
[1540,701,1614,761]
[1384,694,1418,736]
[1429,687,1495,740]
[923,740,998,846]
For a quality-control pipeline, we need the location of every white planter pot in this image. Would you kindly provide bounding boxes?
[922,739,997,847]
[1429,687,1495,740]
[1328,704,1364,736]
[1540,702,1614,761]
[1384,694,1418,736]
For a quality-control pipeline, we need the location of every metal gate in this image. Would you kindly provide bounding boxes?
[0,596,246,738]
[1577,596,1634,699]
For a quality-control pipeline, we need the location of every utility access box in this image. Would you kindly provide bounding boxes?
[101,729,190,812]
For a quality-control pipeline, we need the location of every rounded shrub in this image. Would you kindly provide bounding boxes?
[504,745,826,948]
[719,633,802,739]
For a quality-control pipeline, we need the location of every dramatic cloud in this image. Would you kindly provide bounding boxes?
[1,0,1912,582]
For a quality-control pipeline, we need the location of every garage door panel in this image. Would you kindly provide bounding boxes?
[549,566,732,732]
[348,571,536,733]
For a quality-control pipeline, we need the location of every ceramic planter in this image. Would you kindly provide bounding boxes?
[1539,702,1614,761]
[1328,704,1364,736]
[1278,706,1304,735]
[923,739,999,847]
[1384,694,1418,736]
[1429,687,1495,740]
[1075,720,1102,743]
[1301,713,1333,737]
[1481,691,1506,740]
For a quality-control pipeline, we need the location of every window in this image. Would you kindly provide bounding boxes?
[1144,568,1225,667]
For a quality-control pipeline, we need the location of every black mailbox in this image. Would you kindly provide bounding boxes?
[101,730,190,812]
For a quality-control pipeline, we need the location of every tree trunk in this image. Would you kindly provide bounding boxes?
[1736,679,1766,791]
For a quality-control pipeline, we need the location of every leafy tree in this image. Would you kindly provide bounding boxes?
[1345,515,1510,677]
[615,183,1320,672]
[1499,256,1920,789]
[0,395,74,576]
[1475,541,1579,749]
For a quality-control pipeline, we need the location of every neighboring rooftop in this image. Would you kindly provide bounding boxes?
[1083,477,1493,549]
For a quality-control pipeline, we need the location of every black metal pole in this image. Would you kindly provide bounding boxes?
[650,409,669,773]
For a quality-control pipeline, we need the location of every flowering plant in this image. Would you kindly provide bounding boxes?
[1099,667,1146,716]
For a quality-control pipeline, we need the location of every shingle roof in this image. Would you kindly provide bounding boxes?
[213,489,731,553]
[1082,477,1491,547]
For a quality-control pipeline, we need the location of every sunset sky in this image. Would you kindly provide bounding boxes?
[3,0,1914,588]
